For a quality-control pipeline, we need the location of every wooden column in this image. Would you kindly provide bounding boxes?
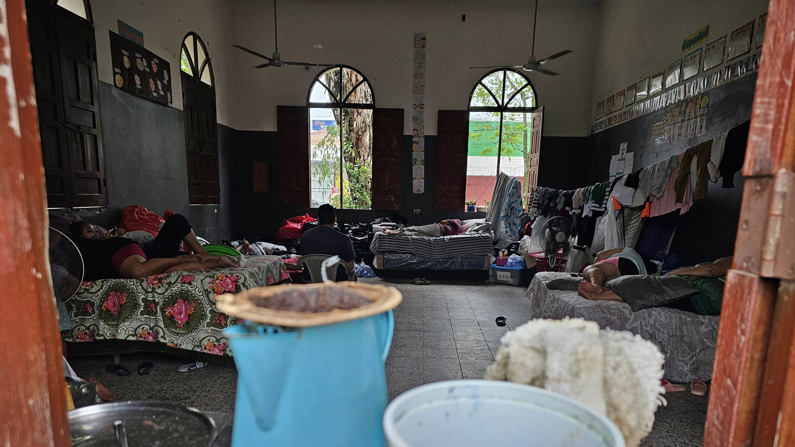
[0,0,70,445]
[704,0,795,445]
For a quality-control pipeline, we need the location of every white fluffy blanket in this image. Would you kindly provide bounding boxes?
[485,318,666,447]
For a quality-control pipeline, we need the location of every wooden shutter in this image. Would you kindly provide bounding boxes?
[27,0,106,207]
[182,72,220,204]
[277,106,310,207]
[372,108,403,210]
[524,107,543,201]
[435,110,468,211]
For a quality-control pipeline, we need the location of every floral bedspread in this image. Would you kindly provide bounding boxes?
[63,255,289,356]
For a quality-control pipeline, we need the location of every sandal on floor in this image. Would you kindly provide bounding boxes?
[137,361,154,375]
[690,378,707,396]
[105,363,131,376]
[177,361,207,373]
[661,379,685,392]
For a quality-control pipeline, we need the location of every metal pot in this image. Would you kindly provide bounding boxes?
[69,401,216,447]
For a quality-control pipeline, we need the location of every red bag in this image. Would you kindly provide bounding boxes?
[121,205,165,236]
[275,214,316,241]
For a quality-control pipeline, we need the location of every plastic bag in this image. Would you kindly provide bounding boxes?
[275,214,317,241]
[505,254,525,269]
[121,205,164,236]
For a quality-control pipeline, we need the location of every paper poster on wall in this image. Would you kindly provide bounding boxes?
[412,165,425,179]
[413,179,424,194]
[682,48,702,80]
[704,36,726,71]
[727,21,754,61]
[649,72,664,95]
[412,137,424,152]
[604,95,614,114]
[109,31,172,105]
[594,100,604,119]
[664,60,681,89]
[636,77,649,101]
[613,90,625,111]
[412,151,424,165]
[756,13,767,49]
[608,152,634,181]
[625,83,636,106]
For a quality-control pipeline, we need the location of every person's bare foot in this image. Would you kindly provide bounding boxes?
[579,286,623,302]
[578,280,603,296]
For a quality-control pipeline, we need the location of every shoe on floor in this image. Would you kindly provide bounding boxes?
[690,378,707,396]
[177,361,207,373]
[105,363,131,376]
[661,379,685,392]
[137,360,154,375]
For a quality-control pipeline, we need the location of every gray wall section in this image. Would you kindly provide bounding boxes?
[96,74,753,263]
[98,82,232,242]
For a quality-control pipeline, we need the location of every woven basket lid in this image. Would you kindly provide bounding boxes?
[216,282,402,327]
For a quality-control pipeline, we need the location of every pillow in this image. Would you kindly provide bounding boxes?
[123,230,155,244]
[677,275,726,315]
[605,275,699,312]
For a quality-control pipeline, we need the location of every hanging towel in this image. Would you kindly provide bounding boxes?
[500,177,524,241]
[708,130,729,182]
[675,140,712,202]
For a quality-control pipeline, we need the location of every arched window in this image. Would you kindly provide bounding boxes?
[180,32,214,86]
[180,32,218,204]
[307,65,374,209]
[467,69,540,207]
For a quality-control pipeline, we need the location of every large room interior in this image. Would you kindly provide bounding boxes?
[4,0,794,445]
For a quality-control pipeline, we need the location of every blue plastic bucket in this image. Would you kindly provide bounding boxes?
[383,380,624,447]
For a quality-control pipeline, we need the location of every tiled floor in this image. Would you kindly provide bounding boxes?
[68,275,708,446]
[381,278,529,400]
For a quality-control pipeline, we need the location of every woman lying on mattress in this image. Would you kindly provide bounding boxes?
[578,247,732,313]
[382,219,463,237]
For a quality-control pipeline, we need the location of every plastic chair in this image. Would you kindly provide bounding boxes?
[300,254,355,282]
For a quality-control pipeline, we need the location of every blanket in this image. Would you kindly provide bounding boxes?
[63,255,289,356]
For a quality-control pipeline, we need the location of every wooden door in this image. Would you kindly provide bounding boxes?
[371,108,403,210]
[2,0,71,444]
[277,106,310,207]
[27,0,105,207]
[436,110,468,211]
[182,72,220,204]
[524,107,543,201]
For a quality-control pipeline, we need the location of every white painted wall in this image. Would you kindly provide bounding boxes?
[88,0,768,137]
[90,0,600,136]
[590,0,768,110]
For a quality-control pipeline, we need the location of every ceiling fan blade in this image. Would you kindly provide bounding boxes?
[537,49,572,65]
[284,60,334,67]
[528,67,559,76]
[469,65,507,69]
[233,44,274,62]
[254,62,275,68]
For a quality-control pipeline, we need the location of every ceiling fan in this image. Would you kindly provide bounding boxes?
[233,0,332,68]
[471,0,572,75]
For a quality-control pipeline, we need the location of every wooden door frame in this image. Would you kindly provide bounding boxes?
[1,0,70,445]
[704,0,795,445]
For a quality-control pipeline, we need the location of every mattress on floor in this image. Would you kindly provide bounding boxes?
[374,252,491,271]
[370,232,494,258]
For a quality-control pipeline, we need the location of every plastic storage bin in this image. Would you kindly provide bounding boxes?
[488,264,533,286]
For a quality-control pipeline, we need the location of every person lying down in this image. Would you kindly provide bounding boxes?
[382,219,493,237]
[573,247,732,315]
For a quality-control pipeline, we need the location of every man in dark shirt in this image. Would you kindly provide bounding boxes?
[299,204,356,280]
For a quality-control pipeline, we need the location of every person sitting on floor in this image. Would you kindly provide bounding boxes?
[70,213,235,280]
[299,204,356,281]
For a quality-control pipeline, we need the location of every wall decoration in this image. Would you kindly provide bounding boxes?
[636,77,649,101]
[604,95,615,114]
[682,48,702,80]
[681,24,710,53]
[726,21,753,61]
[703,36,726,71]
[664,60,681,89]
[594,100,604,119]
[625,83,636,106]
[649,72,664,95]
[613,90,625,111]
[756,13,767,49]
[412,32,426,195]
[109,31,172,105]
[117,20,144,46]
